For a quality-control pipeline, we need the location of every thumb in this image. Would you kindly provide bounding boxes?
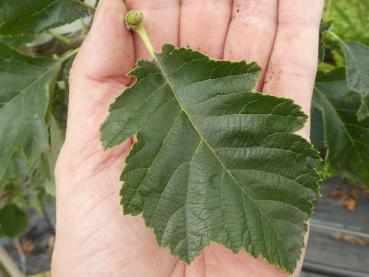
[72,0,134,85]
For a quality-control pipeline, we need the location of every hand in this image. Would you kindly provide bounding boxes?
[52,0,323,276]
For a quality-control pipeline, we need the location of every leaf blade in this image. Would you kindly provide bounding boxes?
[102,45,321,273]
[0,0,89,37]
[341,41,369,98]
[0,42,62,181]
[313,68,369,187]
[0,204,28,238]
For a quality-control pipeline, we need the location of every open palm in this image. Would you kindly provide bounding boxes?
[52,0,323,276]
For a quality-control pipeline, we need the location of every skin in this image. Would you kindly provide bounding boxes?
[52,0,324,276]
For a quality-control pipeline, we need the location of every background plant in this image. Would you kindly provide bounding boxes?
[0,0,368,242]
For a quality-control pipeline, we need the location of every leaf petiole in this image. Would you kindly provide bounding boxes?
[60,47,79,62]
[326,30,344,44]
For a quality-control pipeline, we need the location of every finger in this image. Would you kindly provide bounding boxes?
[223,0,278,90]
[126,0,180,60]
[72,0,134,85]
[262,0,324,135]
[66,0,134,145]
[180,0,232,59]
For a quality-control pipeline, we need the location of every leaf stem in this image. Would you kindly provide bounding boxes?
[135,25,156,58]
[125,11,156,58]
[326,30,344,43]
[79,18,89,35]
[73,0,96,12]
[47,31,73,45]
[60,47,80,62]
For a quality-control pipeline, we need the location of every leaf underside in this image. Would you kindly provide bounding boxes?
[314,68,369,187]
[102,44,321,273]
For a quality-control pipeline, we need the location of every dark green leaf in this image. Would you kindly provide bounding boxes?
[0,35,34,48]
[331,38,369,121]
[357,97,369,122]
[310,108,325,150]
[102,45,321,273]
[318,22,331,63]
[313,68,369,187]
[0,0,89,37]
[341,41,369,99]
[0,204,28,238]
[0,42,63,181]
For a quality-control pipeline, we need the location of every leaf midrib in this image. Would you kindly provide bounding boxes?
[152,56,292,267]
[31,0,58,17]
[0,60,60,113]
[0,54,61,179]
[5,0,59,35]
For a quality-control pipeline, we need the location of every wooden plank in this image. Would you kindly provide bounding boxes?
[313,178,369,234]
[0,245,23,277]
[303,178,369,275]
[300,272,328,277]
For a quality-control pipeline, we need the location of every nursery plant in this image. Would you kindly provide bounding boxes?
[0,0,369,274]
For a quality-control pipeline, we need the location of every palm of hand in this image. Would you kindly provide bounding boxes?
[52,1,323,276]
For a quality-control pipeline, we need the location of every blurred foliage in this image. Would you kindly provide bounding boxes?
[0,204,28,237]
[314,68,369,186]
[310,1,369,187]
[0,0,90,239]
[324,0,369,45]
[0,0,90,37]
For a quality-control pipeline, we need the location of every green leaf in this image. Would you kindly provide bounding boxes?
[310,108,325,150]
[318,22,331,63]
[102,45,321,273]
[0,0,89,37]
[0,35,34,49]
[313,68,369,187]
[336,39,369,121]
[45,114,65,197]
[357,97,369,121]
[324,0,369,45]
[0,42,63,181]
[341,41,369,98]
[0,204,28,237]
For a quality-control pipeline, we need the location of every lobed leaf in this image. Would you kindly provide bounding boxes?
[102,45,321,273]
